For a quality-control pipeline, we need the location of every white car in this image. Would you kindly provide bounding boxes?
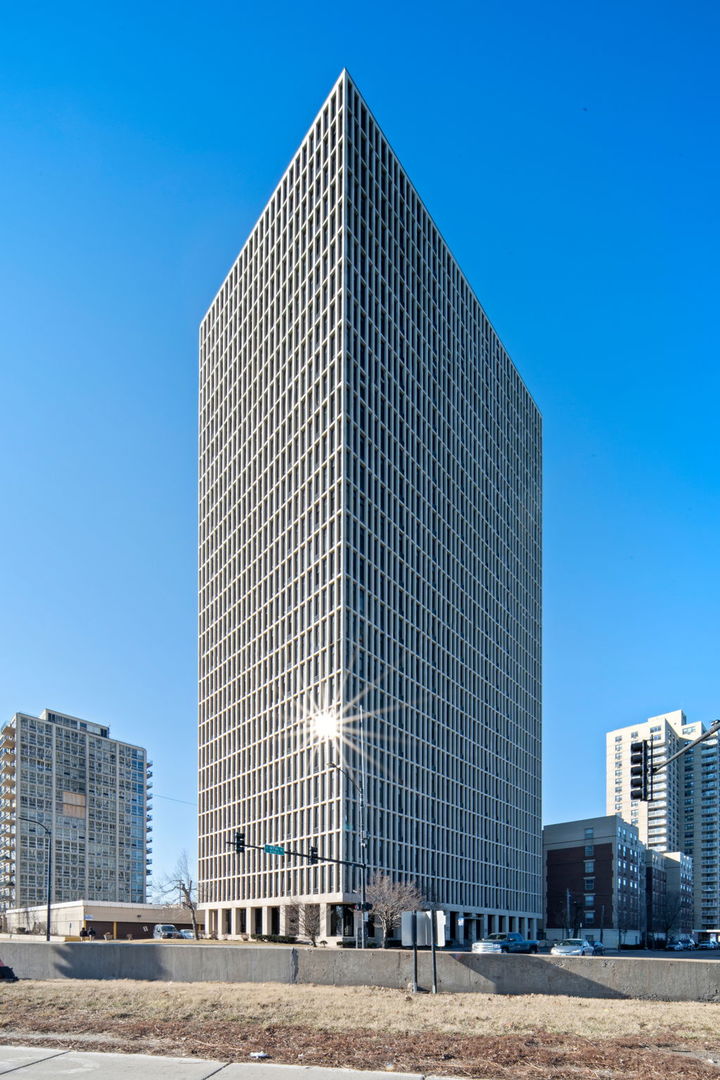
[550,938,594,956]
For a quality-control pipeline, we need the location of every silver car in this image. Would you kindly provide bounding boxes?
[550,938,595,956]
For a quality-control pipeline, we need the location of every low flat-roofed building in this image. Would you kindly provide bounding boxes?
[3,900,200,939]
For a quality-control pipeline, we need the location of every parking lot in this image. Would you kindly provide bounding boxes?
[611,947,720,960]
[535,945,720,960]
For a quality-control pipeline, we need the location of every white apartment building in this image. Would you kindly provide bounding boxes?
[607,710,720,932]
[199,71,542,942]
[0,709,151,913]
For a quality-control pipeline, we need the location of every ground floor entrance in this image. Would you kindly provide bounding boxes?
[200,903,539,946]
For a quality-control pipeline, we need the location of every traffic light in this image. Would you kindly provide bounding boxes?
[630,741,651,801]
[234,830,246,854]
[309,845,318,864]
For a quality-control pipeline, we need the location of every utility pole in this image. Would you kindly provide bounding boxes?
[19,816,52,942]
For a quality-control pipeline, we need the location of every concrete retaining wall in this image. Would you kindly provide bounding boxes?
[2,942,720,1001]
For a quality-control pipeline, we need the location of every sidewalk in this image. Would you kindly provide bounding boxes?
[0,1046,465,1079]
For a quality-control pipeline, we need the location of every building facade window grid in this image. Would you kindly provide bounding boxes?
[199,71,542,933]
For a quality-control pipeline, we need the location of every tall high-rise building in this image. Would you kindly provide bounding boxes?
[199,72,542,942]
[0,709,151,912]
[607,710,720,932]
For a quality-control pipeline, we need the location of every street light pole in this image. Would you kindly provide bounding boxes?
[19,816,52,941]
[358,709,368,951]
[311,706,370,949]
[329,754,367,948]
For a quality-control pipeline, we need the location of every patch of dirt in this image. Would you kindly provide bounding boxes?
[2,982,720,1079]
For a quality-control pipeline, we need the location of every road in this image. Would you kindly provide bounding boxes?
[0,1046,449,1080]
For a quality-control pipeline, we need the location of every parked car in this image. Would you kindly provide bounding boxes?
[590,941,605,955]
[665,941,684,951]
[153,924,183,939]
[550,938,595,957]
[698,940,717,950]
[179,929,196,939]
[471,932,540,954]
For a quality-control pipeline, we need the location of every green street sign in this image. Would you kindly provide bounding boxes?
[264,844,285,855]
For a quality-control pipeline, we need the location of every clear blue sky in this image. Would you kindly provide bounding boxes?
[1,0,718,883]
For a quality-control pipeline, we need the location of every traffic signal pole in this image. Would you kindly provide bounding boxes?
[629,719,720,802]
[226,831,361,870]
[655,719,720,773]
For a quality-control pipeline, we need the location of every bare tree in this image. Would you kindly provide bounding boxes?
[653,894,684,942]
[286,900,322,946]
[616,892,641,947]
[366,873,425,947]
[285,900,300,938]
[302,903,321,946]
[154,851,201,939]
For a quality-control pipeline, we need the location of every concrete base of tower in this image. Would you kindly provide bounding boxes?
[198,903,541,949]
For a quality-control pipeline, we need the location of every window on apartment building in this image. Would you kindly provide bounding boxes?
[584,877,595,890]
[585,894,595,906]
[584,828,594,839]
[584,910,595,923]
[585,845,594,856]
[584,860,595,873]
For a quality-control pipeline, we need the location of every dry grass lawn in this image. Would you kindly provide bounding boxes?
[2,980,720,1079]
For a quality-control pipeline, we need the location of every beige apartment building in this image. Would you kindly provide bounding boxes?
[198,72,542,942]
